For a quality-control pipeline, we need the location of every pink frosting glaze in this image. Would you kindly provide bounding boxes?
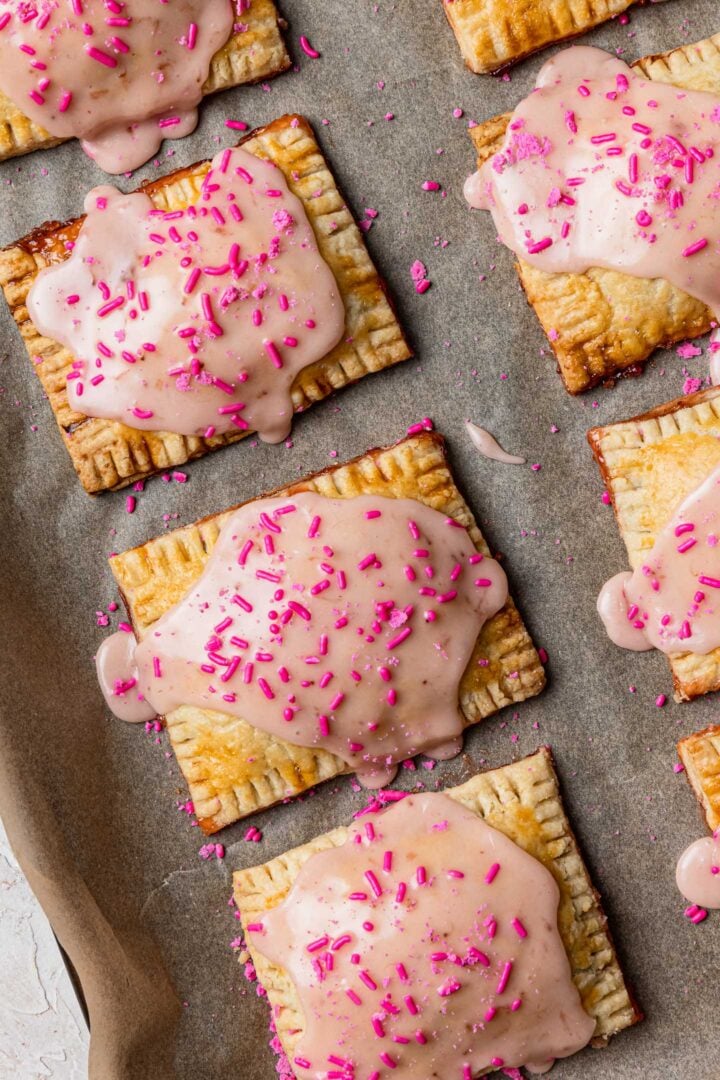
[27,147,345,443]
[96,628,155,723]
[249,792,596,1077]
[96,493,508,786]
[465,421,526,465]
[676,833,720,909]
[0,0,234,173]
[597,466,720,654]
[464,45,720,357]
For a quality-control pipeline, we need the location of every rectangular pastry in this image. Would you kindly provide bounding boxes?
[108,432,545,833]
[0,114,411,494]
[588,385,720,702]
[678,725,720,832]
[234,747,640,1077]
[443,0,639,75]
[468,32,720,393]
[0,0,291,162]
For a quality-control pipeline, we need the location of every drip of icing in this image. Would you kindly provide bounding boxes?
[27,148,345,444]
[96,629,155,723]
[597,465,720,654]
[96,493,508,787]
[250,793,596,1077]
[465,420,526,464]
[464,45,720,362]
[676,833,720,909]
[0,1,234,173]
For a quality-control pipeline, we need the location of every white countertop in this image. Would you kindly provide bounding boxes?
[0,819,89,1080]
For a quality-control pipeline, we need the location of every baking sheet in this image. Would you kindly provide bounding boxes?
[0,1,718,1077]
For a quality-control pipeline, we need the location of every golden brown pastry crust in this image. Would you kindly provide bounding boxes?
[443,0,639,75]
[110,432,546,833]
[0,115,411,493]
[234,747,641,1071]
[588,385,720,702]
[677,725,720,832]
[0,0,291,161]
[469,33,720,393]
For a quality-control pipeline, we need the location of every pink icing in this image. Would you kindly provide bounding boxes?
[676,833,720,910]
[95,627,156,723]
[0,0,234,173]
[464,46,720,357]
[249,793,596,1077]
[465,421,526,465]
[96,493,508,786]
[28,148,345,444]
[597,466,720,654]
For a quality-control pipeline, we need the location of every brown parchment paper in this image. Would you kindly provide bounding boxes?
[1,2,719,1078]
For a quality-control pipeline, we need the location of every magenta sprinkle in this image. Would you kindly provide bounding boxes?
[682,238,708,257]
[485,862,500,884]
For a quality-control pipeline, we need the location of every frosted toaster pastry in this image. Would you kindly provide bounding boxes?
[0,0,290,169]
[442,0,641,75]
[0,115,411,494]
[107,432,545,833]
[467,32,720,393]
[678,725,720,832]
[234,748,640,1077]
[588,386,720,702]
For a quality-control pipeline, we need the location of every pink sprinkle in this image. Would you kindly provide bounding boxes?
[416,866,427,885]
[497,960,513,994]
[511,917,527,939]
[682,239,708,257]
[225,119,249,131]
[387,627,412,649]
[364,870,382,897]
[485,862,500,884]
[526,237,553,254]
[85,44,117,67]
[299,33,321,58]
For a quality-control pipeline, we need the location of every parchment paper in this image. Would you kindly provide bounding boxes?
[1,2,719,1077]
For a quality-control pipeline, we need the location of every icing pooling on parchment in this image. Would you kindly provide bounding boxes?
[249,793,595,1078]
[676,832,720,910]
[464,46,720,359]
[97,493,508,786]
[597,466,720,654]
[28,146,345,444]
[0,0,234,173]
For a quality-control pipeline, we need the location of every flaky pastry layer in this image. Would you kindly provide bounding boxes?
[469,33,720,393]
[110,433,545,833]
[234,747,640,1073]
[678,725,720,832]
[0,0,290,161]
[0,115,411,493]
[443,0,639,75]
[588,386,720,701]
